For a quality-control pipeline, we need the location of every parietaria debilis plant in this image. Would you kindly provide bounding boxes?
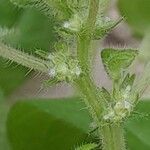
[0,0,150,150]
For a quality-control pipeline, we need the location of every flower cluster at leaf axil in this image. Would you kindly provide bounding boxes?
[100,49,139,124]
[48,50,81,82]
[103,100,133,123]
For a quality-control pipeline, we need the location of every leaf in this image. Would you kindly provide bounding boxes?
[93,18,123,40]
[10,0,73,20]
[0,0,22,27]
[101,48,138,80]
[121,73,135,90]
[7,97,150,150]
[0,103,11,150]
[0,1,26,95]
[134,63,150,97]
[10,0,53,19]
[6,8,57,52]
[75,143,97,150]
[0,60,27,95]
[99,87,111,104]
[118,0,150,37]
[0,1,57,95]
[7,97,91,150]
[125,100,150,150]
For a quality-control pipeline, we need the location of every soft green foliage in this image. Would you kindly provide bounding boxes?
[6,98,150,150]
[10,0,89,21]
[121,73,135,91]
[0,27,26,95]
[0,61,27,95]
[75,143,97,150]
[118,0,150,37]
[94,18,123,40]
[0,103,10,150]
[125,100,150,150]
[0,0,57,95]
[7,98,91,150]
[10,0,54,19]
[0,0,22,27]
[0,27,15,41]
[6,9,57,52]
[99,87,111,103]
[101,48,138,80]
[134,63,150,97]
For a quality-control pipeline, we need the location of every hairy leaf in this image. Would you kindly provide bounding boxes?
[101,48,138,80]
[99,87,111,104]
[75,143,97,150]
[10,0,86,20]
[93,18,123,40]
[121,73,135,90]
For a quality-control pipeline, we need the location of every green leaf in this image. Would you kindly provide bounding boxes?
[0,60,27,95]
[0,103,11,150]
[7,97,91,150]
[101,48,138,80]
[0,0,25,96]
[10,0,73,20]
[99,87,111,104]
[121,73,135,90]
[93,18,123,40]
[6,8,57,52]
[0,0,22,27]
[7,97,150,150]
[75,143,97,150]
[0,1,57,95]
[10,0,53,19]
[125,100,150,150]
[118,0,150,37]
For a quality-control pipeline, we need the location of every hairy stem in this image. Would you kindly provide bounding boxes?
[75,1,127,150]
[101,124,126,150]
[75,0,102,120]
[77,0,99,72]
[0,42,50,73]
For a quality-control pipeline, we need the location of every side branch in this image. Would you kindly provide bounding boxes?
[0,42,50,73]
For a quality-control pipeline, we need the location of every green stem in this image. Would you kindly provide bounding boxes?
[75,1,127,150]
[75,0,102,120]
[77,0,100,72]
[0,42,50,73]
[101,124,126,150]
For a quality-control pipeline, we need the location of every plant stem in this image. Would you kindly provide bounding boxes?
[101,124,126,150]
[75,1,127,150]
[77,0,99,72]
[75,0,102,120]
[0,42,50,73]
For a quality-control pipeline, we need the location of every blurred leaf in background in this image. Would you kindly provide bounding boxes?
[7,98,92,150]
[0,0,22,27]
[6,97,150,150]
[125,100,150,150]
[0,0,57,96]
[0,103,11,150]
[118,0,150,37]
